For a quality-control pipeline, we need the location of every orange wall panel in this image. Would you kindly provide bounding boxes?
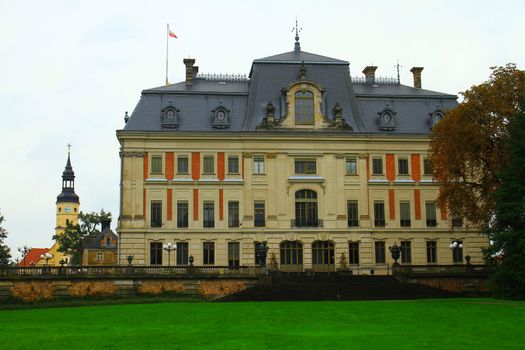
[143,152,148,180]
[165,152,174,180]
[386,154,395,181]
[218,152,225,181]
[219,189,224,221]
[193,189,199,220]
[414,189,421,220]
[191,152,200,180]
[440,203,448,220]
[411,154,421,182]
[167,189,173,221]
[388,189,395,220]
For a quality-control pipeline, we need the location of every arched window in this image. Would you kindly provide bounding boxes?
[295,189,318,227]
[312,241,335,272]
[295,91,314,124]
[280,241,303,272]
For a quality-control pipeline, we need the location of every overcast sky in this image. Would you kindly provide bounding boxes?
[1,0,524,259]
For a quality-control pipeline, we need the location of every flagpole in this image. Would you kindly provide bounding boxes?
[165,23,169,85]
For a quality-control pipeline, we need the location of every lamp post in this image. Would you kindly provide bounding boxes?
[163,242,177,267]
[449,241,464,264]
[17,245,32,267]
[40,252,53,268]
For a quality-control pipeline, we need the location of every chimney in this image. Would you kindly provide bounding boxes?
[101,219,111,231]
[183,58,199,85]
[410,67,424,88]
[362,66,378,84]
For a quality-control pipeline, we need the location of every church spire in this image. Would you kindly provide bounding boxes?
[56,145,79,204]
[293,17,302,53]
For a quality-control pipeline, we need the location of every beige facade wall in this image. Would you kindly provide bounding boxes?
[117,132,488,274]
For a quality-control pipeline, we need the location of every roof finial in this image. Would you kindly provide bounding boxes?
[395,59,402,85]
[67,143,71,156]
[292,17,302,52]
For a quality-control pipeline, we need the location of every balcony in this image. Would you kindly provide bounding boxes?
[290,219,323,228]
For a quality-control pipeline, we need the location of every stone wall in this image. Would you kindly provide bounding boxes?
[0,277,259,302]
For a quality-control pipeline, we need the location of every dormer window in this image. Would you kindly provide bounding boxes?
[378,105,396,131]
[429,105,444,128]
[212,106,230,129]
[161,105,180,129]
[295,90,314,124]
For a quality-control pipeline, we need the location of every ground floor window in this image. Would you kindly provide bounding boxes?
[150,242,162,265]
[203,242,215,265]
[228,242,240,267]
[312,241,335,272]
[349,242,359,265]
[280,241,303,272]
[176,242,189,265]
[426,241,437,264]
[400,241,412,264]
[375,241,386,264]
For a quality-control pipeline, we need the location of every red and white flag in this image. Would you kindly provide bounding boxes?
[168,30,177,38]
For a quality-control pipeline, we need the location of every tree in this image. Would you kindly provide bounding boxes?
[0,210,12,266]
[484,101,525,299]
[54,209,111,265]
[429,64,525,227]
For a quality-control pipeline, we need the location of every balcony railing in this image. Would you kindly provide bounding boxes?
[290,219,323,228]
[0,265,261,279]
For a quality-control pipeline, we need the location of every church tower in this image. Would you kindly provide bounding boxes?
[55,147,80,237]
[39,147,80,266]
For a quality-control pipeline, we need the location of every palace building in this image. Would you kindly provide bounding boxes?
[116,35,488,273]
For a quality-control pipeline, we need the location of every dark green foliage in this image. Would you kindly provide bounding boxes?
[0,211,12,266]
[54,210,111,265]
[484,101,525,299]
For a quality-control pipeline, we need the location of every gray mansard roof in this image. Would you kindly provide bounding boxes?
[123,48,457,135]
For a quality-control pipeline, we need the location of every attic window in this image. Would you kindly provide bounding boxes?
[295,90,314,124]
[378,105,397,131]
[161,105,180,129]
[211,106,230,129]
[431,112,443,127]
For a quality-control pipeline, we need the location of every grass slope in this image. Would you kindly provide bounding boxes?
[0,299,523,349]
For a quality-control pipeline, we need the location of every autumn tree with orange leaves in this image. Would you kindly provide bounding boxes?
[429,64,525,227]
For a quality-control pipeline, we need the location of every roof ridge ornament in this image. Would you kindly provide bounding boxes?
[292,17,302,53]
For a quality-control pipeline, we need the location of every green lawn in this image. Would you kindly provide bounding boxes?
[0,299,524,349]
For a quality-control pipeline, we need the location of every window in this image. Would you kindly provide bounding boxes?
[295,90,314,124]
[151,155,163,174]
[177,156,189,174]
[203,155,214,174]
[374,201,385,227]
[177,201,188,228]
[228,201,239,228]
[294,159,316,174]
[203,242,215,265]
[203,202,215,228]
[312,241,335,269]
[280,241,303,269]
[398,158,409,175]
[96,251,103,261]
[400,202,411,227]
[228,156,239,174]
[150,242,162,265]
[150,201,162,228]
[176,242,189,265]
[375,241,386,264]
[228,242,240,267]
[347,200,359,227]
[426,241,437,264]
[452,241,464,264]
[346,156,358,175]
[105,237,111,246]
[349,242,359,265]
[400,241,412,264]
[254,201,265,227]
[295,190,318,227]
[372,158,383,175]
[452,215,463,228]
[253,156,265,174]
[426,202,437,227]
[423,158,432,176]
